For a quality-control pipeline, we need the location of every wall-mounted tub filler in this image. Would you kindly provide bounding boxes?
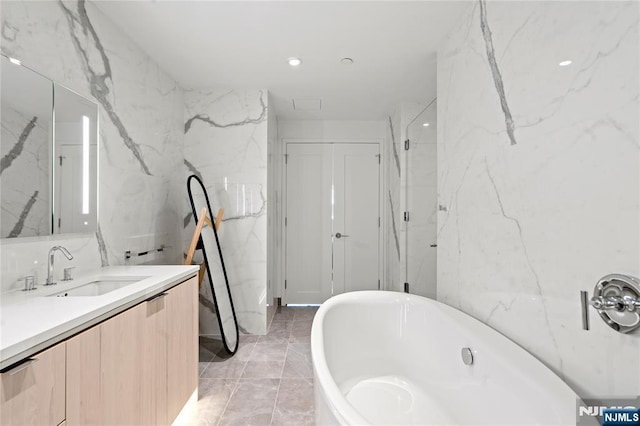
[461,347,474,365]
[585,274,640,334]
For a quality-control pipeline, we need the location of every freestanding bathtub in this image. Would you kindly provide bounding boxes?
[311,291,584,425]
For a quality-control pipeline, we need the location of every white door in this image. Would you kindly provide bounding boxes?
[332,144,380,295]
[285,144,333,304]
[285,143,380,304]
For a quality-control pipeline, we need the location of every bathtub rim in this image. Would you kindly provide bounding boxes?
[310,290,581,425]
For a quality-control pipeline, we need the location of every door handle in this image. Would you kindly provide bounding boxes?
[335,232,349,239]
[2,358,39,375]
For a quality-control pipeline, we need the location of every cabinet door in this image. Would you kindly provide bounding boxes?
[0,342,66,426]
[66,325,101,425]
[166,276,198,422]
[66,302,146,425]
[141,293,168,425]
[100,301,146,425]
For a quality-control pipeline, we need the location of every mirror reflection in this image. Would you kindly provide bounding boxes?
[0,55,99,238]
[1,56,52,238]
[53,84,98,234]
[188,175,239,354]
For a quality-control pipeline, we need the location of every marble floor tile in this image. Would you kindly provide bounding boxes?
[218,378,280,425]
[282,343,313,378]
[215,341,256,362]
[258,320,293,344]
[241,360,285,379]
[199,361,210,377]
[289,320,312,343]
[249,343,288,363]
[272,378,315,426]
[271,412,315,426]
[195,307,318,425]
[174,379,237,426]
[272,307,296,321]
[200,357,247,379]
[199,336,224,362]
[293,307,318,322]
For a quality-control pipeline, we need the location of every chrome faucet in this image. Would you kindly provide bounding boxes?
[45,246,74,286]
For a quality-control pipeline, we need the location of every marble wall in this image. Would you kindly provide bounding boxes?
[1,0,184,292]
[1,104,50,238]
[183,89,268,335]
[437,0,639,398]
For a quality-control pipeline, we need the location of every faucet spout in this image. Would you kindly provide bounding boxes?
[46,246,74,286]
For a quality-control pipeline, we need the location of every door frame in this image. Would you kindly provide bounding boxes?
[280,138,385,305]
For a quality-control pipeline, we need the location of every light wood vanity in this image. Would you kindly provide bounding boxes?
[0,274,198,425]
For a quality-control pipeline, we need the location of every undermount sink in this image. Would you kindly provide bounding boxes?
[49,277,150,297]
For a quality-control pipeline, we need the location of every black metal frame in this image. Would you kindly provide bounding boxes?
[187,174,239,355]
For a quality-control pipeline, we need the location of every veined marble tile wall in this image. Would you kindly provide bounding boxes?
[437,1,639,397]
[1,104,50,238]
[1,0,184,292]
[184,89,268,335]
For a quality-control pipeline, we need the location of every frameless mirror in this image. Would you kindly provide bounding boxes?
[188,175,239,354]
[0,55,98,238]
[1,56,53,237]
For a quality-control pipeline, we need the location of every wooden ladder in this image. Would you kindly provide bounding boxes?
[184,206,224,286]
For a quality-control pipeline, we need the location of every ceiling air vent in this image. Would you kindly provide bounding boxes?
[292,98,321,111]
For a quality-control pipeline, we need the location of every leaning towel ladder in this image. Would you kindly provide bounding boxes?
[184,206,224,286]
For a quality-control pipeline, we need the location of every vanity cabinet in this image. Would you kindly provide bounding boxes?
[166,276,198,421]
[66,276,198,425]
[0,342,66,426]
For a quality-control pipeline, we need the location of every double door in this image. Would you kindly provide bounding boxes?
[285,143,380,304]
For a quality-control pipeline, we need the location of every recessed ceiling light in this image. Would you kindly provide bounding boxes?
[423,122,430,127]
[288,57,302,67]
[9,57,21,66]
[559,60,572,67]
[340,57,354,65]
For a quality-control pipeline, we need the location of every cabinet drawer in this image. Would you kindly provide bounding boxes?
[0,342,66,426]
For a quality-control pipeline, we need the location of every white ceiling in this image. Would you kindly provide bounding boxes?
[92,1,468,120]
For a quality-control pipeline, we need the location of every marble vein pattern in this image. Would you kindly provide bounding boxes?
[437,0,639,398]
[388,191,400,262]
[184,91,267,133]
[184,89,269,335]
[388,116,401,177]
[1,0,185,286]
[95,224,109,267]
[7,191,39,238]
[0,116,37,174]
[59,0,151,176]
[1,105,50,238]
[478,0,516,146]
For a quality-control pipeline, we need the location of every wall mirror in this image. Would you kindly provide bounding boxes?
[1,55,98,238]
[188,175,239,355]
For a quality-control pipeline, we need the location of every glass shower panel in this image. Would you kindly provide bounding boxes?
[404,101,437,298]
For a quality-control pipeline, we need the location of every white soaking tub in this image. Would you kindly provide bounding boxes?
[311,291,581,425]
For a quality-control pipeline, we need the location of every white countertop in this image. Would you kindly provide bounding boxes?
[0,265,199,370]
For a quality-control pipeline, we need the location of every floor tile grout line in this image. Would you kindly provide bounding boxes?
[269,378,283,425]
[216,378,241,426]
